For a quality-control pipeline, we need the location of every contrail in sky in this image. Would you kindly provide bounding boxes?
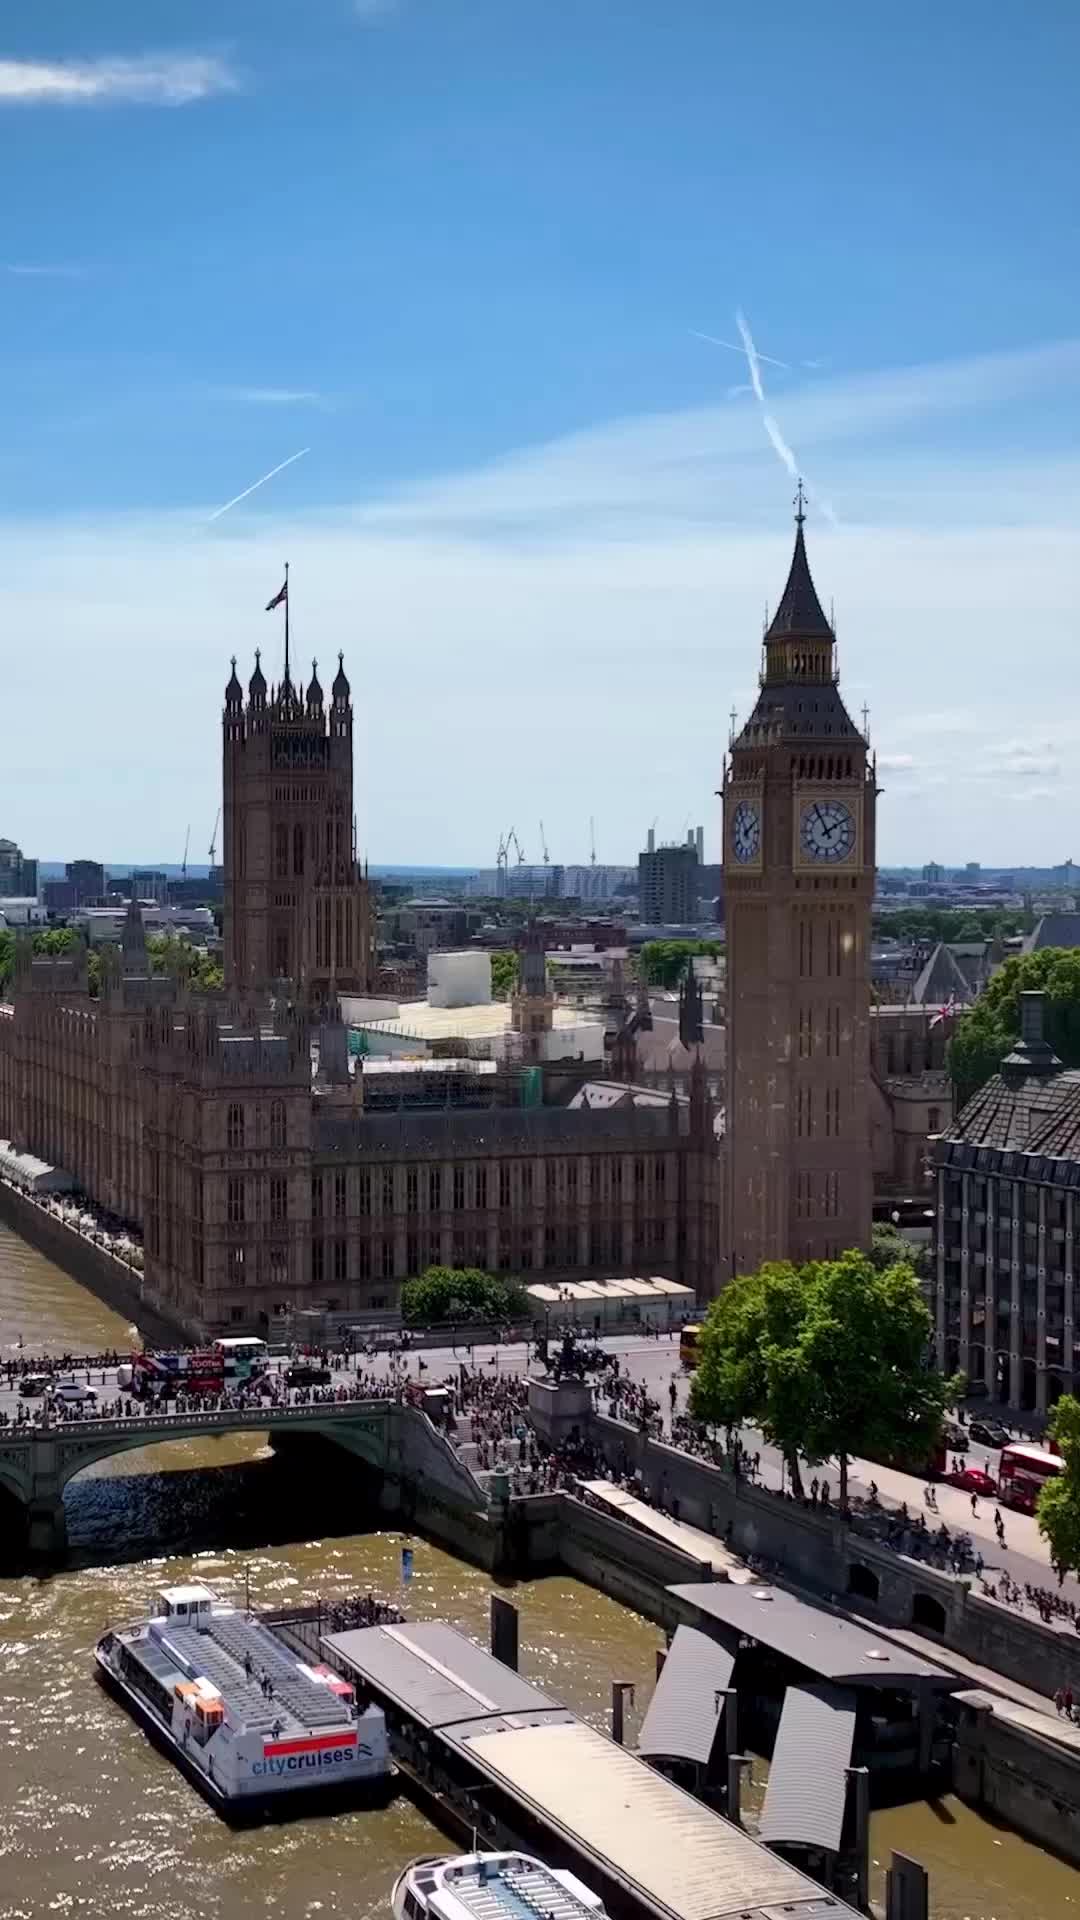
[208,446,310,522]
[734,308,838,525]
[690,327,790,370]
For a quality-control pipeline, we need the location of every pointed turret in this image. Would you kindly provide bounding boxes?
[225,656,243,708]
[306,659,323,713]
[121,889,149,978]
[765,485,832,640]
[248,649,267,708]
[332,651,350,703]
[678,959,704,1051]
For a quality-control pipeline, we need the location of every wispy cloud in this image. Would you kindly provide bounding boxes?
[5,262,87,278]
[226,388,327,409]
[0,53,239,107]
[877,752,916,773]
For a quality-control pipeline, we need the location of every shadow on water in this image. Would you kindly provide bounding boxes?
[0,1448,388,1575]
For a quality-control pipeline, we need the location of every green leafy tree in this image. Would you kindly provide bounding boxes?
[490,952,518,1000]
[400,1265,527,1327]
[795,1251,951,1510]
[691,1249,950,1510]
[949,948,1080,1106]
[0,928,13,996]
[1037,1395,1080,1580]
[640,939,720,989]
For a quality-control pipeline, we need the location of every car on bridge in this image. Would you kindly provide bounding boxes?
[19,1373,51,1398]
[49,1379,99,1406]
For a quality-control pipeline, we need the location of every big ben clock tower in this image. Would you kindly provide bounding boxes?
[723,489,874,1276]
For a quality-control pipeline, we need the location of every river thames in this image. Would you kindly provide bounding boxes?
[0,1219,1077,1920]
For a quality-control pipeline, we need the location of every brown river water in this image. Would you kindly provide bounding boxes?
[0,1220,1078,1920]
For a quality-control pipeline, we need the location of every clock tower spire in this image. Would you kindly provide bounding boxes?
[723,493,874,1277]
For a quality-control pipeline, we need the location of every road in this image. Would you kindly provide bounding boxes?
[4,1330,1076,1619]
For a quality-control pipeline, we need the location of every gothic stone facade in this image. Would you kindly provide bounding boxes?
[723,510,875,1275]
[0,651,721,1335]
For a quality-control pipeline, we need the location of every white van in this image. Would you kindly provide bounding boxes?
[49,1379,99,1406]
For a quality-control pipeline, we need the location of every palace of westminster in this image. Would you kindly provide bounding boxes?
[0,512,881,1337]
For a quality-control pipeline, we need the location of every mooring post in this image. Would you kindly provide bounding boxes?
[846,1765,870,1912]
[611,1681,635,1745]
[886,1851,929,1920]
[490,1594,519,1671]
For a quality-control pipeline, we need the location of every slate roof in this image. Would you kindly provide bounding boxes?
[1023,914,1080,954]
[940,1066,1080,1161]
[910,943,978,1007]
[765,522,833,639]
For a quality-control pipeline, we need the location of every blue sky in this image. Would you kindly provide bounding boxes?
[1,1,1078,867]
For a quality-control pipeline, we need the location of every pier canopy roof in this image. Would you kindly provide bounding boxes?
[759,1684,857,1854]
[669,1582,954,1688]
[324,1620,561,1730]
[456,1718,854,1920]
[637,1626,734,1766]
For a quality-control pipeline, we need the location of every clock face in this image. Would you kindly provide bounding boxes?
[731,800,761,864]
[800,799,856,863]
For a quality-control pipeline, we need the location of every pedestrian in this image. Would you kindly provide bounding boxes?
[1055,1687,1065,1716]
[1065,1685,1074,1721]
[971,1493,979,1517]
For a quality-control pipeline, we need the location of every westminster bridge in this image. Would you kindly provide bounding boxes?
[0,1397,488,1556]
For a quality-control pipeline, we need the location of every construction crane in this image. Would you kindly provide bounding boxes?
[208,807,221,868]
[590,815,597,867]
[512,830,526,866]
[496,831,509,897]
[539,820,550,865]
[181,824,190,880]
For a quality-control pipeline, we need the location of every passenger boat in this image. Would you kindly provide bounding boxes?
[96,1582,392,1820]
[392,1852,607,1920]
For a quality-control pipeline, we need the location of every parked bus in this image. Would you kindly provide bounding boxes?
[680,1323,703,1369]
[997,1442,1064,1514]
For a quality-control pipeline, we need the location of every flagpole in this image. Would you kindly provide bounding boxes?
[284,561,290,681]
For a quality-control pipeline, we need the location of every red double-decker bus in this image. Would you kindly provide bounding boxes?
[997,1442,1063,1514]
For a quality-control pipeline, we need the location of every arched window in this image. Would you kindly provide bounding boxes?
[274,823,288,879]
[293,824,304,877]
[227,1103,244,1150]
[269,1098,286,1150]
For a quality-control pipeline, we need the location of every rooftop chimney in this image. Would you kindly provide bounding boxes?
[1001,990,1063,1082]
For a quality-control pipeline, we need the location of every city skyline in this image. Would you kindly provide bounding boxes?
[1,3,1077,864]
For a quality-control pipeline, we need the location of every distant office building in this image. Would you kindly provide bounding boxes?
[130,869,168,904]
[638,827,700,924]
[42,879,78,914]
[65,859,105,905]
[0,840,38,900]
[168,872,224,906]
[964,862,981,878]
[922,861,944,883]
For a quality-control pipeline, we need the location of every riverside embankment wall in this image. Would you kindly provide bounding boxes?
[0,1180,189,1347]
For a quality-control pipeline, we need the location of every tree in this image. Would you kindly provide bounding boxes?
[691,1249,951,1510]
[640,939,720,989]
[490,952,518,1000]
[869,1221,931,1283]
[795,1251,952,1509]
[1037,1395,1080,1580]
[400,1265,528,1327]
[0,928,13,996]
[949,947,1080,1106]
